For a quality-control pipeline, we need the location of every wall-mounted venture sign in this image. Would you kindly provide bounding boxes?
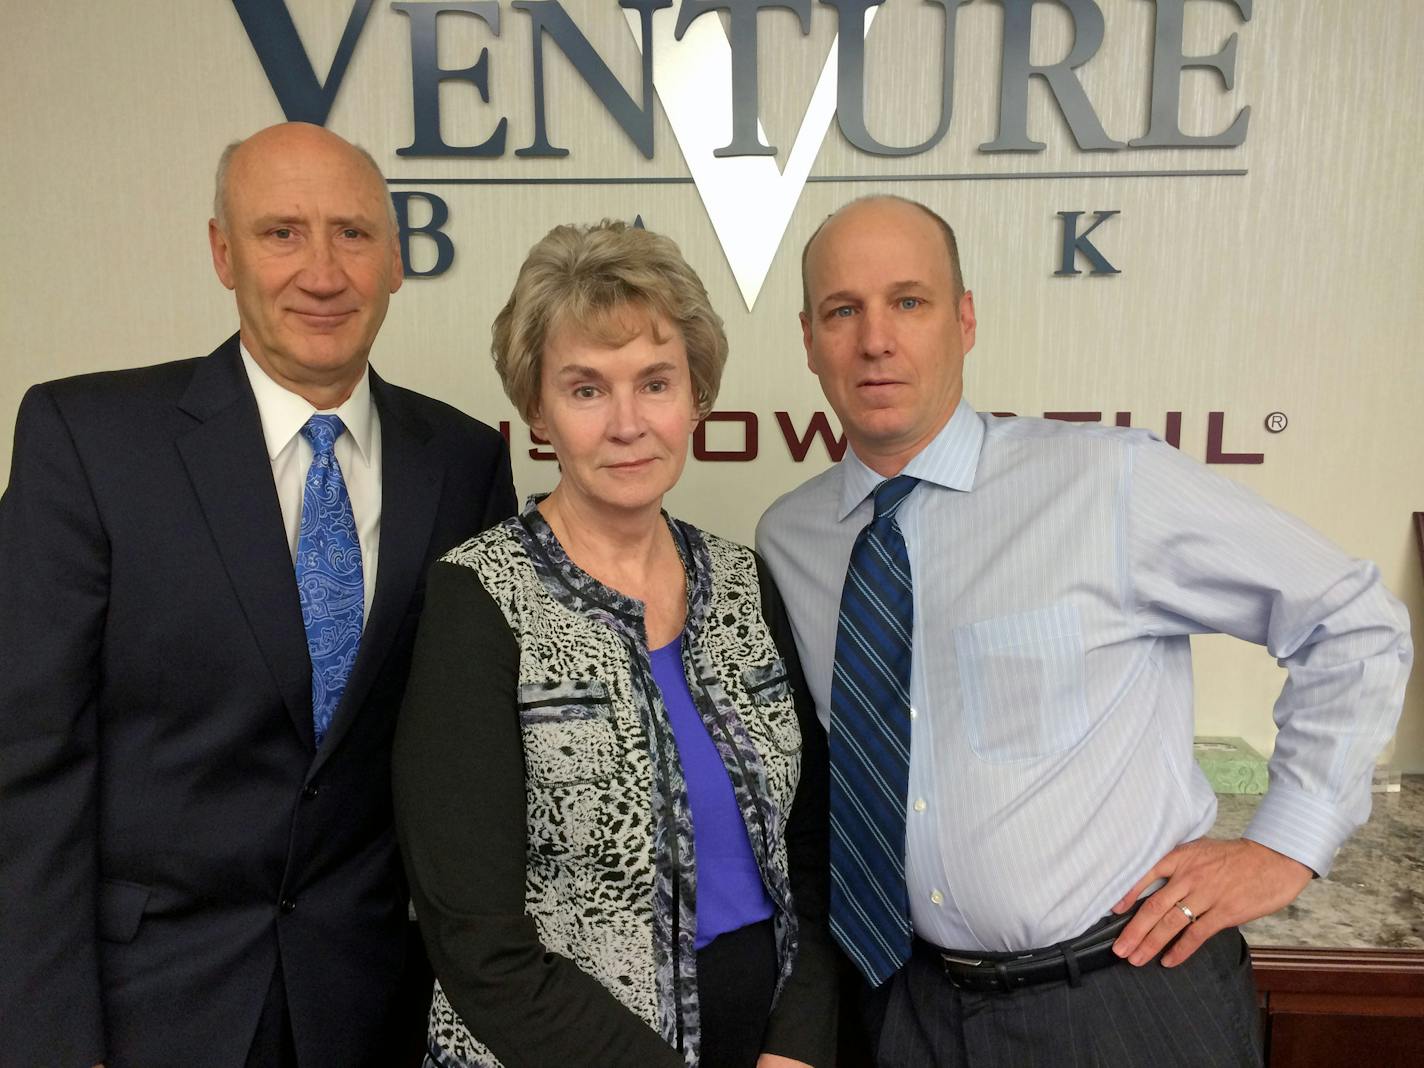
[234,0,1252,307]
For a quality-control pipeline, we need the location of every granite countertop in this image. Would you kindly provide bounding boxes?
[1211,775,1424,950]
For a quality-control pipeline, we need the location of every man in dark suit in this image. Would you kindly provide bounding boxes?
[0,122,516,1068]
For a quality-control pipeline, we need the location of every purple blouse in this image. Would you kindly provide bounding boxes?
[649,636,774,949]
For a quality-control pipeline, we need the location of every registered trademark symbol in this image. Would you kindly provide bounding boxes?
[1265,412,1288,433]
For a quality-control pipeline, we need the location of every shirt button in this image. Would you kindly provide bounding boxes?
[930,890,944,906]
[909,706,919,719]
[301,784,319,800]
[279,898,297,915]
[913,798,927,812]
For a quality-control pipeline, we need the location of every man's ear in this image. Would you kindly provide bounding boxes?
[958,290,977,356]
[208,220,236,291]
[388,239,405,295]
[800,311,815,371]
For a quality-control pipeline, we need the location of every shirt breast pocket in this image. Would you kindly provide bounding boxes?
[953,603,1089,763]
[517,678,622,786]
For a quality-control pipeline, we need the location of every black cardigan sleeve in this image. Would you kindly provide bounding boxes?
[755,553,840,1067]
[392,560,682,1068]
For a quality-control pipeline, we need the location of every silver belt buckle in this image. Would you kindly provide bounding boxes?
[939,954,984,967]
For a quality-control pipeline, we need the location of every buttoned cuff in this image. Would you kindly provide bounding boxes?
[1242,780,1361,878]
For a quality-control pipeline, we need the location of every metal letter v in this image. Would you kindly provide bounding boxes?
[232,0,377,126]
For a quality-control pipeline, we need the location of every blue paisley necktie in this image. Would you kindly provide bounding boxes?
[295,415,364,747]
[829,474,919,987]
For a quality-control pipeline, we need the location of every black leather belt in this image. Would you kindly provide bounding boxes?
[917,906,1138,994]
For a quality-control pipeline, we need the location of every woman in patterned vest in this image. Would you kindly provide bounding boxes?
[393,220,836,1068]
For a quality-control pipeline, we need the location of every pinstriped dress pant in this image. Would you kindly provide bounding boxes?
[864,927,1262,1068]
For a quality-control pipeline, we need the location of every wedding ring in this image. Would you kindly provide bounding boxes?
[1175,901,1197,923]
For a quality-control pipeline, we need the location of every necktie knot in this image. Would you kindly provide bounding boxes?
[301,414,346,456]
[872,474,919,521]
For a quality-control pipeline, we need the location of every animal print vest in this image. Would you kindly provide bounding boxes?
[426,506,804,1068]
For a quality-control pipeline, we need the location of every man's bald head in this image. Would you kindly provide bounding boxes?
[795,194,977,476]
[206,121,406,410]
[212,123,397,236]
[801,195,964,315]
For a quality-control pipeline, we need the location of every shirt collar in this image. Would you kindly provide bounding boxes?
[835,396,985,520]
[239,342,375,464]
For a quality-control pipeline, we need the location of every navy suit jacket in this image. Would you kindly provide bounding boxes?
[0,336,516,1068]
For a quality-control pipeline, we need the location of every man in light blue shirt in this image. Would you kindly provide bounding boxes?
[757,196,1412,1066]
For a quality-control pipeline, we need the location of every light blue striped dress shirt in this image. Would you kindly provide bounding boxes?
[757,398,1412,953]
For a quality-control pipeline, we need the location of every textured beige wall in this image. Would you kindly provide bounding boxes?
[2,1,1420,769]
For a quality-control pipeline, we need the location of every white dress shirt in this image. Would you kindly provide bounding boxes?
[240,344,381,624]
[758,398,1411,953]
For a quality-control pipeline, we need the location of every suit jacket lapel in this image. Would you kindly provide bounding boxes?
[175,336,315,751]
[309,369,444,776]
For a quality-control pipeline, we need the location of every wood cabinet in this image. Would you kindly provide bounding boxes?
[1252,947,1424,1066]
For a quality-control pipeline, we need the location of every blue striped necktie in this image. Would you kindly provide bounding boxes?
[829,473,919,987]
[295,415,364,747]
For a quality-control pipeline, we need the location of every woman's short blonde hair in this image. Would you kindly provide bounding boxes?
[493,220,729,422]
